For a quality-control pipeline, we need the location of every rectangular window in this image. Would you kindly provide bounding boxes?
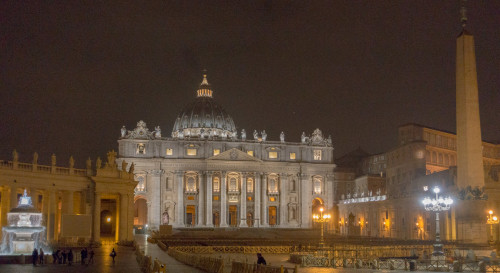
[213,149,220,156]
[269,197,276,202]
[269,151,278,159]
[166,148,173,155]
[137,143,146,154]
[247,196,252,201]
[247,150,254,156]
[187,149,197,156]
[213,196,219,201]
[289,152,296,160]
[313,150,322,160]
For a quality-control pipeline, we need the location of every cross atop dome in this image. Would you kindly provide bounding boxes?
[197,71,213,98]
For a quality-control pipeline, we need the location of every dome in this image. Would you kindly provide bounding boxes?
[171,74,237,139]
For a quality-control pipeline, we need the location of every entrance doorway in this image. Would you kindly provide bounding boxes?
[186,205,195,226]
[312,198,324,229]
[229,206,238,227]
[100,210,114,235]
[134,198,148,226]
[269,206,277,226]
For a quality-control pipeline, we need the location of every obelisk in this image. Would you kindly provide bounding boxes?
[456,6,484,190]
[455,2,487,244]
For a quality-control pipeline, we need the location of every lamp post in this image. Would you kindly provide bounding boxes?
[422,186,453,256]
[486,210,499,245]
[312,207,331,248]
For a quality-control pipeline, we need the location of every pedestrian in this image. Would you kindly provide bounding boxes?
[39,248,44,265]
[32,248,38,266]
[62,249,67,264]
[110,248,117,263]
[80,248,85,265]
[58,249,63,264]
[52,251,57,264]
[257,253,266,265]
[68,249,73,266]
[89,249,95,264]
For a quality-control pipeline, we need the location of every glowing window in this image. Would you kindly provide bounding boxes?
[269,197,276,202]
[247,150,254,156]
[213,196,219,201]
[313,150,322,160]
[213,177,220,192]
[289,152,296,160]
[313,177,322,194]
[247,178,254,193]
[247,196,252,201]
[213,149,220,156]
[187,149,197,156]
[166,148,173,155]
[269,151,278,159]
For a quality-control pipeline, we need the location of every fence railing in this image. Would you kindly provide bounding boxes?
[231,261,297,273]
[167,247,223,273]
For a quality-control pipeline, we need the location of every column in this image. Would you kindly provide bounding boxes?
[301,173,311,228]
[31,188,39,211]
[1,188,9,227]
[63,190,74,215]
[119,193,129,241]
[206,172,213,226]
[176,171,184,227]
[254,173,261,227]
[239,173,248,227]
[10,186,18,210]
[197,171,205,226]
[325,174,334,210]
[147,170,163,229]
[261,173,268,227]
[279,173,287,226]
[220,172,228,227]
[127,193,134,240]
[93,192,101,243]
[47,190,57,241]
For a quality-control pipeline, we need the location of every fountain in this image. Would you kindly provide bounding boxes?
[0,189,46,254]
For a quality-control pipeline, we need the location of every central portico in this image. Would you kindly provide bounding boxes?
[117,74,335,230]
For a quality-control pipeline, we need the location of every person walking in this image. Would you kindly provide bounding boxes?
[80,248,86,265]
[62,249,67,264]
[39,248,44,265]
[257,253,266,265]
[68,249,73,266]
[110,248,117,263]
[89,249,95,264]
[32,248,38,266]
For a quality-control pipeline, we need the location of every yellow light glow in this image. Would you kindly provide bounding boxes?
[489,210,494,215]
[494,216,498,221]
[319,207,324,212]
[106,217,111,222]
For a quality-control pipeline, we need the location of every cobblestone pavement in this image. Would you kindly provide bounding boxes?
[134,234,204,273]
[0,244,141,273]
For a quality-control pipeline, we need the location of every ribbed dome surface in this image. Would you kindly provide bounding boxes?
[171,74,237,139]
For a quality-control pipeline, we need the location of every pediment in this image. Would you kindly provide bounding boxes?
[208,148,262,162]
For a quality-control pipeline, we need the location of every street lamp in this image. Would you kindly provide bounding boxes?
[487,210,499,244]
[422,186,453,256]
[312,207,331,248]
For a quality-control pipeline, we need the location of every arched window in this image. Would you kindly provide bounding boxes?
[438,153,443,165]
[229,177,238,192]
[313,177,322,194]
[247,178,254,193]
[432,152,437,163]
[186,176,196,192]
[426,151,431,163]
[268,178,278,193]
[213,177,220,192]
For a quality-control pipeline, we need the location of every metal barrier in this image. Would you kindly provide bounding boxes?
[167,247,224,273]
[231,261,297,273]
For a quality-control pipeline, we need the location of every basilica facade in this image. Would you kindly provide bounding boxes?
[118,74,335,230]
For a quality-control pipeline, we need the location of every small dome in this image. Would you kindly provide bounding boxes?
[172,74,237,139]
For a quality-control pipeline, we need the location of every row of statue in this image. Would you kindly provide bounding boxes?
[341,188,384,200]
[10,149,134,173]
[120,121,332,147]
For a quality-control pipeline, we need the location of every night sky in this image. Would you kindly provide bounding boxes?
[1,1,499,168]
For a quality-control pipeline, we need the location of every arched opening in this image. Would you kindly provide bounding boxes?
[229,205,238,227]
[312,198,324,229]
[186,205,196,226]
[134,198,147,234]
[268,206,277,226]
[100,210,114,236]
